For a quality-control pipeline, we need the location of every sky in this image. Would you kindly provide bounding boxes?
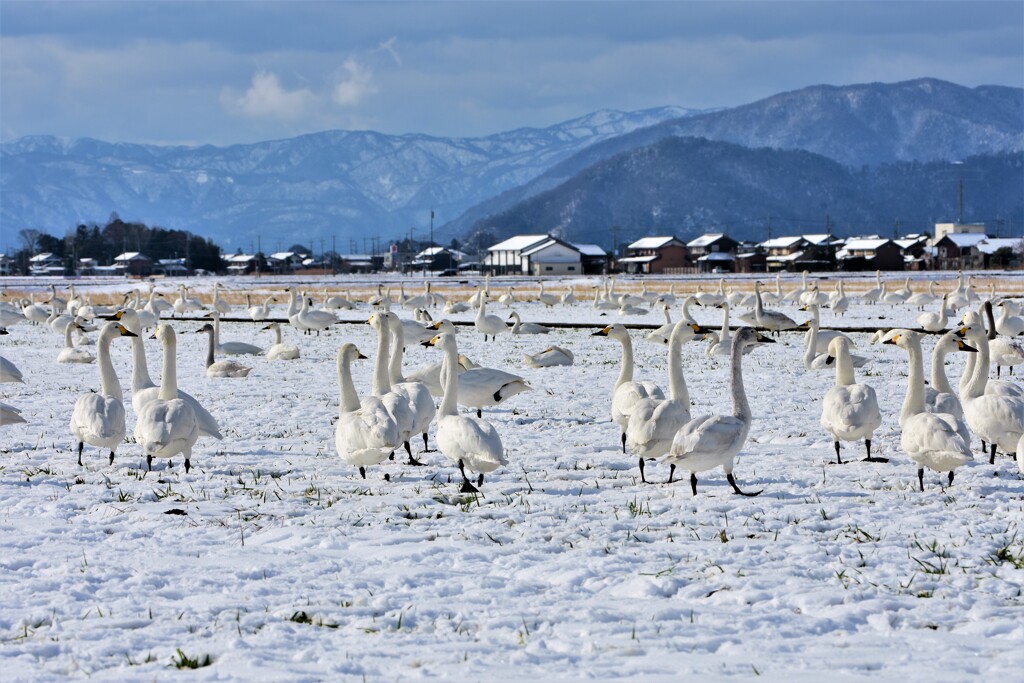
[1,1,1022,147]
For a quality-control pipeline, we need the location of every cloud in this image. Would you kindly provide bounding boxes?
[223,71,314,121]
[331,58,377,107]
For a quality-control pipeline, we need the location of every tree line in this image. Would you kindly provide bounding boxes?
[10,214,224,275]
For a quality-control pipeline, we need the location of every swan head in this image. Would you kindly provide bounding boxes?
[101,322,137,339]
[734,327,775,351]
[153,323,176,344]
[338,343,367,364]
[428,320,458,335]
[261,323,278,331]
[592,324,627,338]
[935,330,977,354]
[880,329,915,349]
[194,323,215,335]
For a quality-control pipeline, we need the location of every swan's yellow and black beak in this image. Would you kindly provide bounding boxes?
[101,310,126,322]
[954,326,969,338]
[754,332,776,344]
[592,326,612,337]
[421,335,442,348]
[356,349,367,360]
[882,333,900,345]
[261,324,272,330]
[688,323,714,335]
[956,339,978,353]
[117,325,137,338]
[427,321,443,330]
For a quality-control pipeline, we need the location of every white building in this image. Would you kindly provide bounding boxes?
[485,235,582,275]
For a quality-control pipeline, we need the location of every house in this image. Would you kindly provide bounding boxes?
[484,235,583,275]
[0,253,14,276]
[618,236,687,274]
[835,238,904,271]
[409,247,464,273]
[268,251,305,273]
[113,252,153,276]
[977,237,1021,269]
[760,236,810,272]
[29,252,64,276]
[573,243,609,275]
[225,253,263,275]
[894,236,930,270]
[338,254,380,274]
[933,233,988,270]
[77,258,99,276]
[154,258,189,276]
[687,233,739,259]
[934,222,986,242]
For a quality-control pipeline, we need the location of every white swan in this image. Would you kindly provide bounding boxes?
[662,327,773,495]
[498,286,516,306]
[537,281,560,307]
[696,279,726,307]
[753,281,798,336]
[1,353,24,383]
[523,345,574,368]
[334,343,400,479]
[262,323,300,360]
[645,303,675,345]
[296,295,338,336]
[247,294,275,321]
[196,324,252,378]
[427,332,506,493]
[782,271,810,303]
[979,300,1024,377]
[21,295,50,325]
[593,323,665,453]
[995,301,1024,337]
[208,311,264,356]
[917,294,949,332]
[946,272,971,311]
[828,281,849,316]
[366,312,415,468]
[474,298,507,342]
[112,309,222,440]
[882,329,972,490]
[561,288,577,305]
[802,310,867,371]
[70,321,136,466]
[956,318,1024,464]
[386,312,437,460]
[820,336,884,464]
[800,303,854,355]
[626,322,699,482]
[134,324,200,472]
[906,281,938,311]
[173,285,204,316]
[58,321,96,364]
[861,270,883,304]
[926,330,974,420]
[508,311,550,335]
[211,282,232,314]
[406,353,474,397]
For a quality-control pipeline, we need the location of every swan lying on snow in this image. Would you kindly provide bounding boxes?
[523,346,574,368]
[196,324,252,378]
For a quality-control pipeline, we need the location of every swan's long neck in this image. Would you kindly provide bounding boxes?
[96,328,123,403]
[729,335,751,421]
[667,324,690,405]
[962,330,990,400]
[438,338,460,417]
[720,303,731,336]
[902,336,927,423]
[615,333,635,389]
[682,297,695,322]
[63,320,75,349]
[287,290,300,316]
[158,332,178,401]
[834,344,856,387]
[388,320,406,384]
[804,313,818,369]
[936,297,948,325]
[372,318,392,395]
[662,306,672,325]
[212,313,221,347]
[129,335,155,392]
[273,325,283,346]
[930,340,955,396]
[960,344,976,396]
[754,283,765,316]
[510,312,521,333]
[204,329,215,368]
[337,352,361,414]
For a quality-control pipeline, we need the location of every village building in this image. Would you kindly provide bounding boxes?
[113,252,153,277]
[617,236,687,274]
[484,235,583,275]
[835,238,904,271]
[933,233,989,270]
[29,252,65,276]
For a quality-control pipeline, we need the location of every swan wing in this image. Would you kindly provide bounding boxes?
[666,414,745,467]
[71,394,126,443]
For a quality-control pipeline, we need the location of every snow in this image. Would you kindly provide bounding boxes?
[1,272,1024,680]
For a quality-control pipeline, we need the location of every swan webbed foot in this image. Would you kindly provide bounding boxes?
[862,457,889,463]
[384,473,391,482]
[389,452,395,461]
[477,473,484,487]
[407,454,426,466]
[460,479,479,493]
[948,471,955,486]
[728,473,763,497]
[77,442,83,467]
[476,409,482,418]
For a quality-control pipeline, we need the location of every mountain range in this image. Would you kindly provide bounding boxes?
[2,78,1021,252]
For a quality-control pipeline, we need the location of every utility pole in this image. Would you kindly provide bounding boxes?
[766,215,772,242]
[958,178,964,224]
[893,219,900,240]
[611,224,618,260]
[332,235,336,275]
[256,235,261,279]
[428,209,434,277]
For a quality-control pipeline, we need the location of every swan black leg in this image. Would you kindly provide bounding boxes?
[422,432,435,453]
[834,441,843,465]
[458,460,479,493]
[863,439,888,463]
[728,473,763,497]
[990,443,997,465]
[77,442,83,467]
[184,458,191,474]
[477,473,484,487]
[359,466,367,479]
[918,467,925,492]
[109,450,115,465]
[405,441,424,466]
[621,432,627,454]
[982,439,988,455]
[690,473,698,496]
[948,471,955,486]
[667,464,676,484]
[146,454,153,471]
[638,457,647,484]
[477,409,482,418]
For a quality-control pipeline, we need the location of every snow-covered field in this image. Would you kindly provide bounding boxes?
[2,272,1024,681]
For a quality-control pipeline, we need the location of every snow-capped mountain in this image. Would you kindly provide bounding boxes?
[0,106,699,249]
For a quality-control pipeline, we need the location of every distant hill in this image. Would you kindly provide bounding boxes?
[459,136,1024,248]
[440,78,1024,241]
[0,106,699,249]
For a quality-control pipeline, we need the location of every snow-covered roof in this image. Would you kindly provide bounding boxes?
[894,239,924,250]
[766,250,807,262]
[114,252,150,262]
[940,233,989,247]
[842,239,891,251]
[977,238,1022,255]
[617,255,659,263]
[572,243,607,257]
[686,233,727,248]
[487,235,550,252]
[760,236,806,249]
[627,236,681,250]
[522,239,580,257]
[801,234,834,245]
[227,253,257,262]
[696,252,735,261]
[270,251,297,260]
[29,252,57,262]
